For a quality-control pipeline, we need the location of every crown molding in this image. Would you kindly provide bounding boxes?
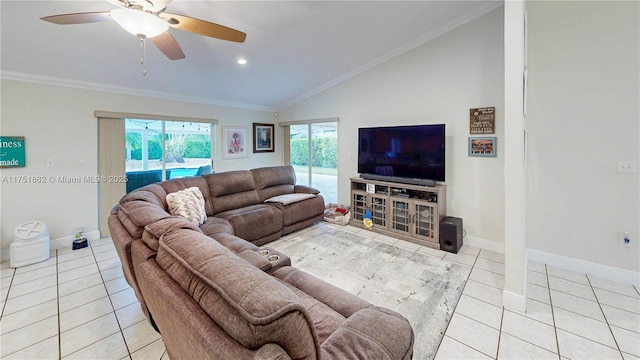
[0,70,276,113]
[276,1,503,111]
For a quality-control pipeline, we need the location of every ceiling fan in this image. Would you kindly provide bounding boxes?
[40,0,246,61]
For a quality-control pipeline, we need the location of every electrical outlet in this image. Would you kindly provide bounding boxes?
[617,161,637,173]
[620,232,631,247]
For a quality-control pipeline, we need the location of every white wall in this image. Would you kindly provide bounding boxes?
[279,7,505,244]
[526,1,640,273]
[0,79,277,253]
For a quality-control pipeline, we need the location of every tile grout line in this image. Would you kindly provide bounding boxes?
[56,249,62,360]
[0,259,60,358]
[90,241,134,360]
[445,313,499,358]
[545,268,631,358]
[432,248,481,357]
[498,310,569,358]
[587,274,626,359]
[0,267,16,320]
[494,306,505,359]
[544,264,562,360]
[55,245,130,359]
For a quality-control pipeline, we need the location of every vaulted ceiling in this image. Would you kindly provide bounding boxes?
[1,1,501,111]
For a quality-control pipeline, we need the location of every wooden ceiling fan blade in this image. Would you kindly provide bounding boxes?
[41,12,112,25]
[151,31,186,60]
[163,13,246,43]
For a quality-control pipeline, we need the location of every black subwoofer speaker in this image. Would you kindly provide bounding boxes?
[440,216,463,253]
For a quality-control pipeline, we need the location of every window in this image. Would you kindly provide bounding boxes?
[125,119,213,193]
[288,121,338,204]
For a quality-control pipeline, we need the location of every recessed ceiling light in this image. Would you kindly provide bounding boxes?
[237,59,247,65]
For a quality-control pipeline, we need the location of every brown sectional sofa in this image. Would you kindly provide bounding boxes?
[109,165,415,359]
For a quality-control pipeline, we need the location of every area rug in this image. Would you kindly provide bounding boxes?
[274,225,468,360]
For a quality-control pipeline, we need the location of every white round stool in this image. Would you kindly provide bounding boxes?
[10,220,51,268]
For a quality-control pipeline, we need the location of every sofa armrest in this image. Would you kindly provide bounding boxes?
[320,306,414,360]
[237,249,273,271]
[294,185,320,194]
[271,267,370,318]
[253,343,292,360]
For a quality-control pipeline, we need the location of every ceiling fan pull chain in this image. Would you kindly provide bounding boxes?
[139,34,148,76]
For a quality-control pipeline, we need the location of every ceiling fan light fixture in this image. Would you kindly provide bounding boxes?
[110,8,169,38]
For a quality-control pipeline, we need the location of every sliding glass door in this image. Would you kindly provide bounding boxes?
[125,119,213,192]
[289,122,338,203]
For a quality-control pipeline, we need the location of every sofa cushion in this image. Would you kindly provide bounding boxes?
[320,307,414,360]
[282,282,346,345]
[120,185,164,204]
[166,187,207,225]
[294,184,321,195]
[268,195,326,227]
[117,200,173,239]
[156,229,319,358]
[199,217,234,237]
[143,217,203,252]
[204,171,262,215]
[216,204,283,242]
[209,232,258,254]
[251,166,296,202]
[265,193,316,205]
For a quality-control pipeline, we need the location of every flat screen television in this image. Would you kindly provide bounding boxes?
[358,124,445,184]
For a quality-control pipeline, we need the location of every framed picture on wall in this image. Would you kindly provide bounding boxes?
[253,123,274,153]
[222,127,247,159]
[468,137,497,157]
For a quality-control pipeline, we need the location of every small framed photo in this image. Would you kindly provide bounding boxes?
[253,123,274,153]
[469,137,497,157]
[222,127,247,159]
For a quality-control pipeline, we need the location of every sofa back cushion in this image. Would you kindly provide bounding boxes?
[157,229,320,359]
[142,217,202,252]
[117,199,173,239]
[120,184,167,208]
[203,171,262,215]
[251,166,296,202]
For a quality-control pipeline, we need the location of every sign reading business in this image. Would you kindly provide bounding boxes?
[0,136,26,168]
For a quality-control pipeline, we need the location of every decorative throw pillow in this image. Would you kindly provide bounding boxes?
[166,187,207,225]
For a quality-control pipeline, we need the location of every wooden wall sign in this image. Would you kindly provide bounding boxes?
[470,107,495,134]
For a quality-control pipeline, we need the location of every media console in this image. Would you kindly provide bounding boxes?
[349,177,446,249]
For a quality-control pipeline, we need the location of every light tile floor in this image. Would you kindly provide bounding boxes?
[1,223,639,359]
[1,237,168,360]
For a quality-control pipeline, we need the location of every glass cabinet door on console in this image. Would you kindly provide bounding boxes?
[413,202,437,242]
[370,195,387,227]
[352,191,367,221]
[390,198,437,243]
[391,198,410,233]
[351,190,388,228]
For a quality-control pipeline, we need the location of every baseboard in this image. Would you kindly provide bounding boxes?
[465,235,504,254]
[503,289,527,312]
[527,249,640,287]
[1,229,102,263]
[50,229,102,251]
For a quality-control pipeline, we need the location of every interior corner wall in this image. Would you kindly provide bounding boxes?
[278,7,505,244]
[526,1,640,273]
[0,80,276,254]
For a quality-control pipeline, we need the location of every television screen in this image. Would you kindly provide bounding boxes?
[358,124,445,182]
